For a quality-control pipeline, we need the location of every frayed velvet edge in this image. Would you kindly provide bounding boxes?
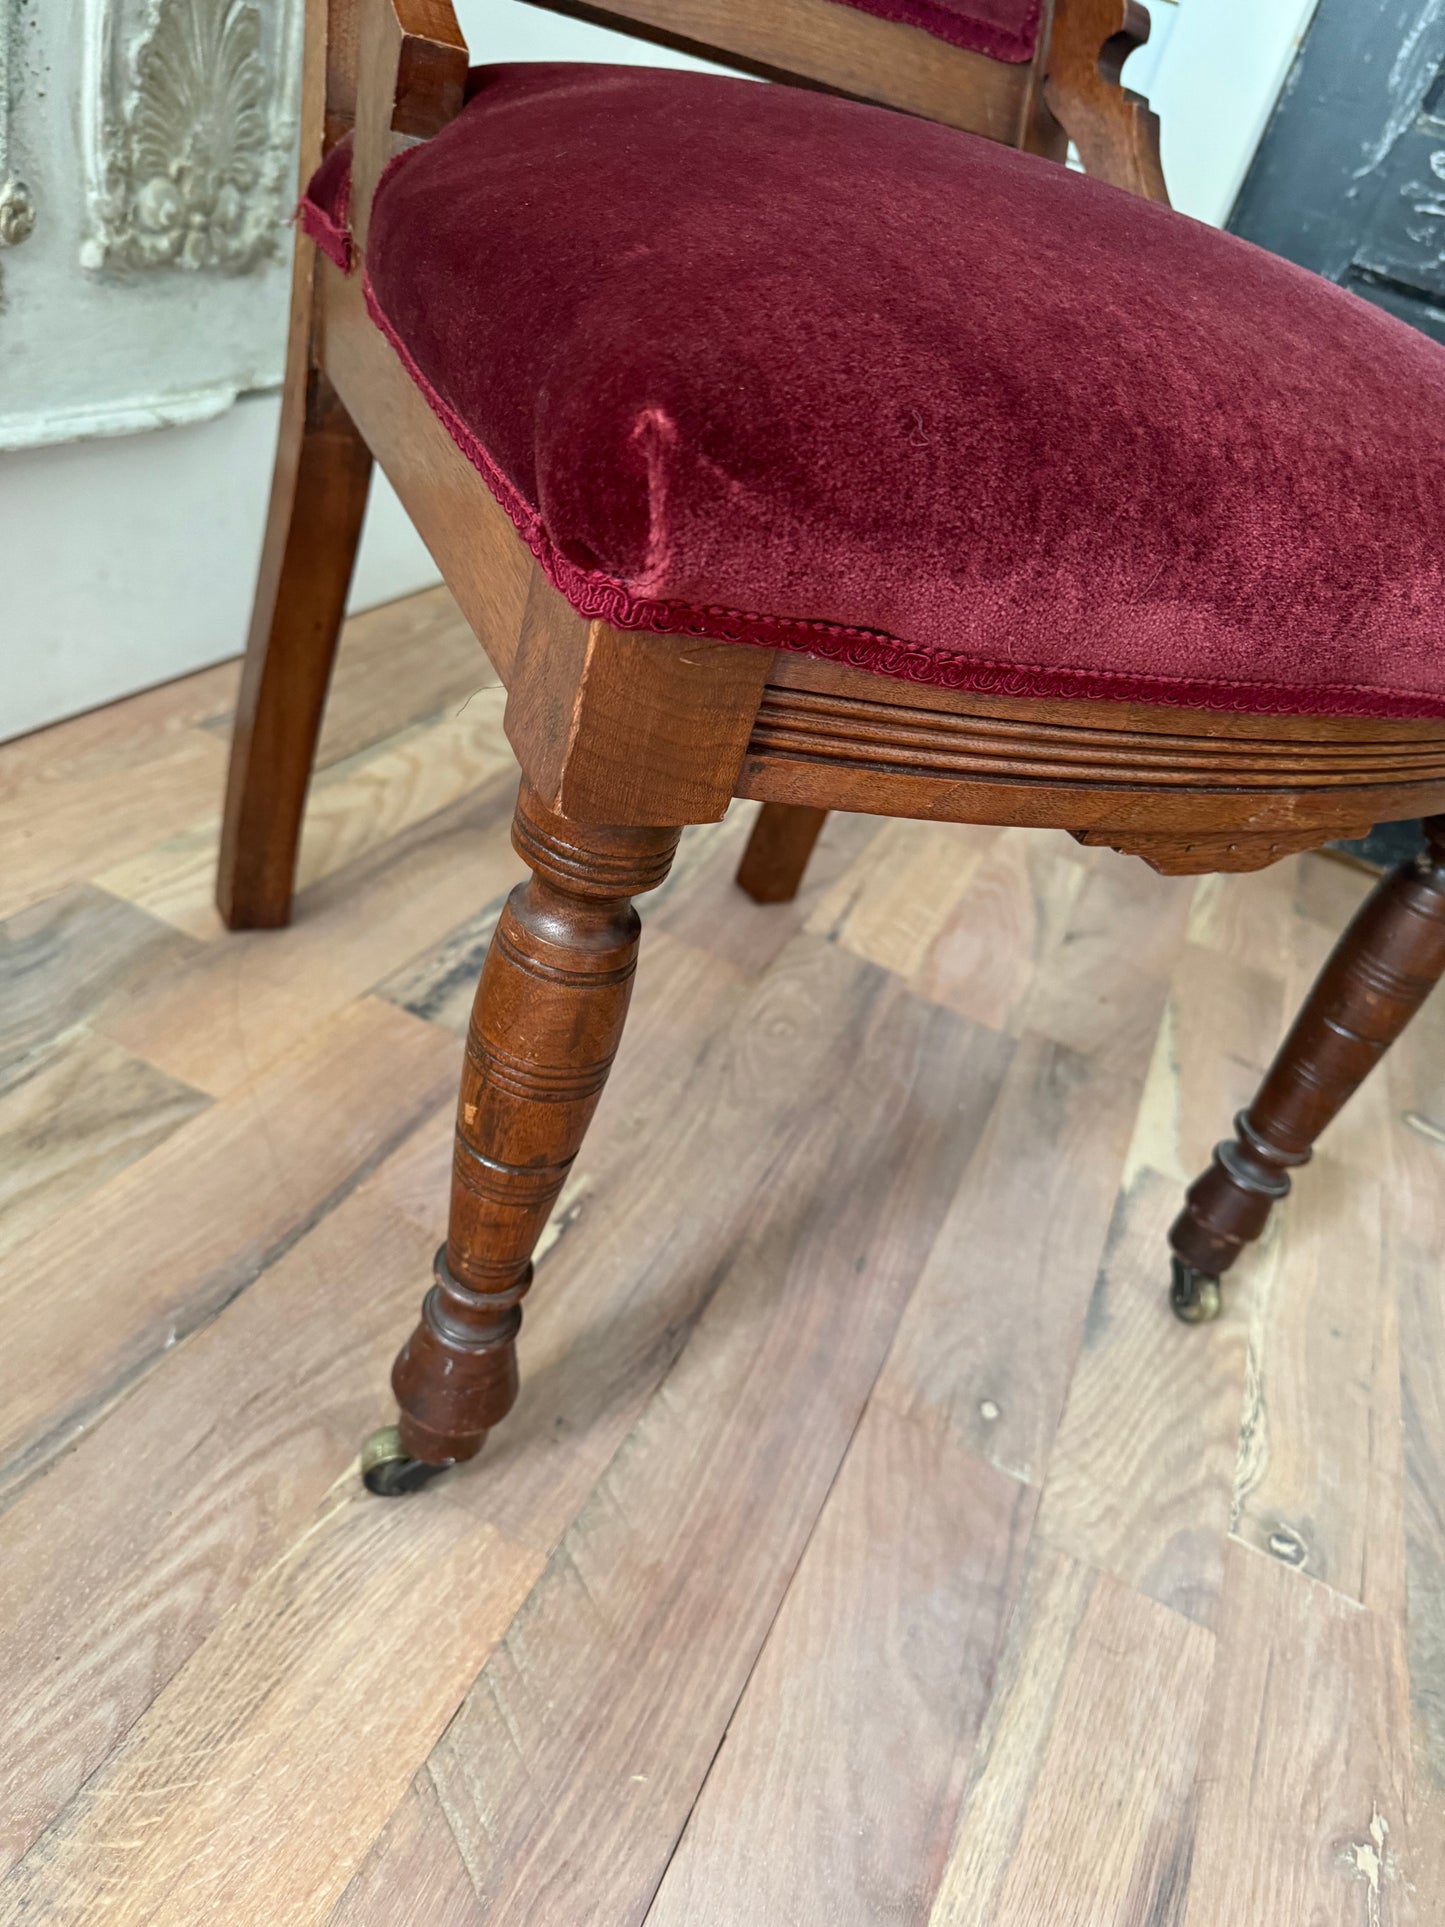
[360,271,1445,724]
[834,0,1041,63]
[298,136,354,272]
[297,195,352,272]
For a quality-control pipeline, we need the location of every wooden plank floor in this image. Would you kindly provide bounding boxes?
[2,584,1442,1924]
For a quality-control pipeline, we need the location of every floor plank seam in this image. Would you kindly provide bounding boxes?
[0,1077,455,1517]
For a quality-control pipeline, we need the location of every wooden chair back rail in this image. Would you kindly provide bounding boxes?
[509,0,1044,149]
[313,0,1165,189]
[515,0,1166,192]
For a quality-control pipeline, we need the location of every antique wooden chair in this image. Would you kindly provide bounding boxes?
[218,0,1445,1494]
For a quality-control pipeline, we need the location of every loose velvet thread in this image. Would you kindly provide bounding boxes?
[358,271,1445,723]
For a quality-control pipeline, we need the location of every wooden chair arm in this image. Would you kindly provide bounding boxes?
[1043,0,1168,203]
[351,0,470,255]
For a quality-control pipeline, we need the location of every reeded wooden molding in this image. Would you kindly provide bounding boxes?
[747,685,1445,791]
[1171,817,1445,1285]
[736,677,1445,874]
[390,784,680,1465]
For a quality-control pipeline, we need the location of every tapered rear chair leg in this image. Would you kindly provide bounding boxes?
[217,331,372,930]
[736,802,830,904]
[362,783,681,1494]
[1169,818,1445,1321]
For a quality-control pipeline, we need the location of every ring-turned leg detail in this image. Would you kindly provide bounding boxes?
[369,783,680,1488]
[1169,817,1445,1320]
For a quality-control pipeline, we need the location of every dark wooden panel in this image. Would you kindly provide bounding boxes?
[1231,0,1445,341]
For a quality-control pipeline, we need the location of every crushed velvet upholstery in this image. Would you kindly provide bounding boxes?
[828,0,1041,62]
[301,65,1445,718]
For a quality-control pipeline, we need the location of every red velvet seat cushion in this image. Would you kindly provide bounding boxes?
[827,0,1041,62]
[305,65,1445,719]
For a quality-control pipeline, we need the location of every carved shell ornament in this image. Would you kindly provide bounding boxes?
[88,0,290,274]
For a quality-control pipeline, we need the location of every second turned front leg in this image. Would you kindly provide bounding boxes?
[1169,818,1445,1320]
[370,784,681,1485]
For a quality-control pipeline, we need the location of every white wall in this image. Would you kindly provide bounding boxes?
[1124,0,1321,228]
[3,0,1311,742]
[0,396,440,741]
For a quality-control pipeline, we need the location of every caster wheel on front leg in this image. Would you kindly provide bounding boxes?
[359,1425,452,1497]
[1170,1256,1222,1324]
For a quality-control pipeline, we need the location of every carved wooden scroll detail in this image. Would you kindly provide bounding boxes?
[1070,825,1377,877]
[1043,0,1169,203]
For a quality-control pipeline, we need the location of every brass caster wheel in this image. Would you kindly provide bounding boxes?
[359,1425,451,1498]
[1170,1256,1222,1324]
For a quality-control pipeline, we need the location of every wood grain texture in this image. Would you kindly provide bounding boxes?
[908,826,1087,1033]
[101,768,525,1095]
[0,728,229,923]
[736,667,1445,873]
[108,691,513,939]
[322,262,533,683]
[349,0,468,257]
[1379,994,1445,1807]
[0,884,199,1083]
[0,1029,208,1262]
[504,579,773,825]
[931,1550,1212,1926]
[1121,939,1286,1193]
[0,1183,440,1876]
[1011,842,1193,1062]
[330,1774,485,1927]
[0,1492,540,1927]
[804,816,995,980]
[1230,1155,1405,1613]
[1044,0,1168,200]
[9,582,1444,1917]
[306,582,498,771]
[734,799,830,903]
[652,802,883,980]
[218,0,377,934]
[374,933,976,1558]
[215,342,373,929]
[0,997,456,1494]
[875,1026,1146,1485]
[0,656,237,798]
[1183,1541,1418,1926]
[421,949,1002,1924]
[645,1402,1035,1926]
[390,787,684,1463]
[1036,1169,1249,1626]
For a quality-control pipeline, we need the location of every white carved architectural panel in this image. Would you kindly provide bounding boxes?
[83,0,299,275]
[0,0,302,449]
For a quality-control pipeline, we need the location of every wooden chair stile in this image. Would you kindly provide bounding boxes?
[218,0,1445,1490]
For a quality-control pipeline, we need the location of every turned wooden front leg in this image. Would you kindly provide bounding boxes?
[1169,818,1445,1318]
[391,785,680,1465]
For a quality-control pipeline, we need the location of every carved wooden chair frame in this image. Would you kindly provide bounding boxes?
[219,0,1445,1491]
